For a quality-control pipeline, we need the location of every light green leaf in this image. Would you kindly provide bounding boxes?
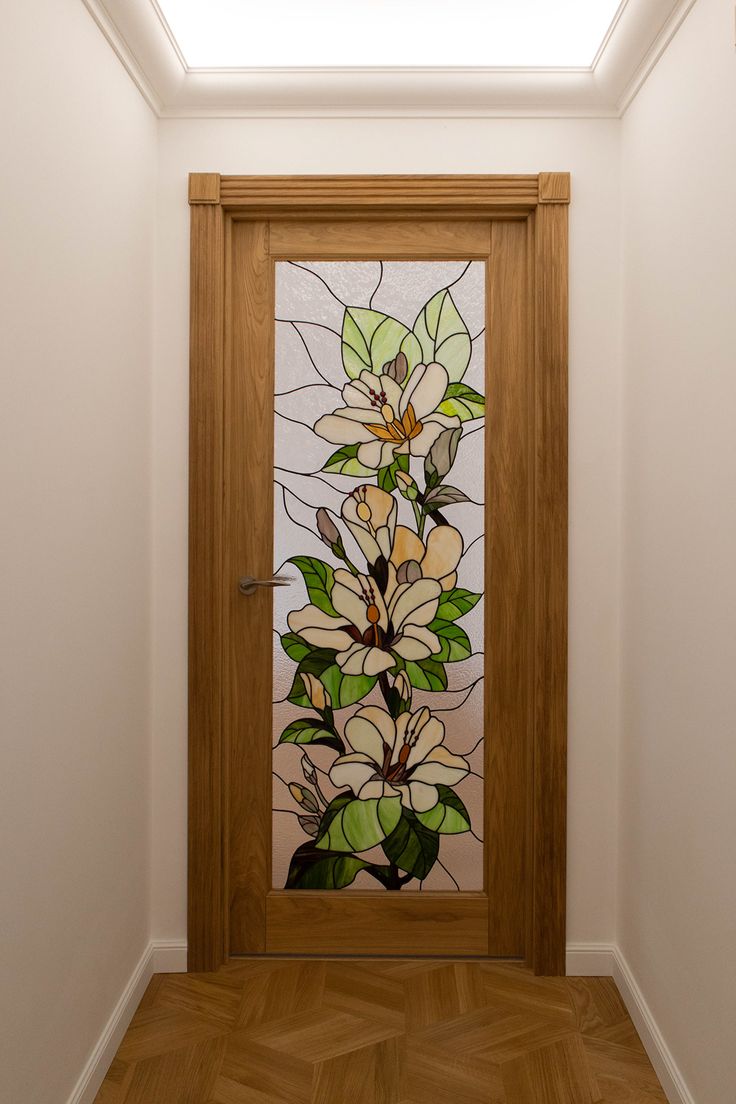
[413,289,471,382]
[278,718,344,754]
[288,556,336,615]
[280,632,311,663]
[377,452,409,492]
[322,442,375,477]
[436,588,482,622]
[341,307,422,380]
[415,785,471,835]
[287,652,377,711]
[427,620,472,663]
[401,657,447,692]
[316,795,402,853]
[439,383,486,422]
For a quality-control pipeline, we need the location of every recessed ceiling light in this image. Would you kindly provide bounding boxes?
[155,0,624,69]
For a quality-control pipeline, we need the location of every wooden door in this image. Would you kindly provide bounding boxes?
[188,175,569,974]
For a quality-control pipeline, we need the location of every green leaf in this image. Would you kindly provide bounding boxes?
[322,442,375,477]
[402,657,447,692]
[285,840,373,889]
[316,794,402,853]
[427,620,472,663]
[439,383,485,422]
[381,809,439,880]
[436,588,482,622]
[280,632,311,663]
[423,484,472,512]
[287,651,377,711]
[377,452,409,492]
[416,785,471,835]
[341,307,423,380]
[278,718,345,754]
[413,289,471,382]
[288,555,336,615]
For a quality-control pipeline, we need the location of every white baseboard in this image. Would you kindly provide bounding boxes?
[65,939,188,1104]
[565,942,695,1104]
[611,946,696,1104]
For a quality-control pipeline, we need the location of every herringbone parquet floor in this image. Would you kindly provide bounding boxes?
[94,959,668,1103]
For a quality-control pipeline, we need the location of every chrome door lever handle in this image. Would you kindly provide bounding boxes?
[238,575,294,596]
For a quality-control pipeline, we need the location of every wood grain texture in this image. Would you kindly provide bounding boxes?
[538,173,571,205]
[190,173,221,204]
[226,220,274,954]
[94,964,667,1104]
[220,175,540,210]
[265,893,489,955]
[269,220,491,257]
[189,200,226,972]
[532,197,569,976]
[487,220,534,956]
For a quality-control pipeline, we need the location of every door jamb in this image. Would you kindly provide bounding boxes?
[187,172,569,975]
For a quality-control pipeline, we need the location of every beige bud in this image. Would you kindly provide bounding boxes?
[301,672,330,712]
[394,670,412,703]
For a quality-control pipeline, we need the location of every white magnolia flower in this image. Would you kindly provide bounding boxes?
[390,524,463,592]
[329,705,470,813]
[314,362,460,470]
[287,569,442,677]
[341,485,397,566]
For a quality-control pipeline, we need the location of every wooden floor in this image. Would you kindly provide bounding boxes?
[94,959,668,1103]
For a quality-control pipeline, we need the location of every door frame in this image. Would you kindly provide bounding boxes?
[187,173,569,975]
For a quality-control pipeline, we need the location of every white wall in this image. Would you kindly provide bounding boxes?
[153,117,623,948]
[0,2,156,1102]
[620,1,736,1101]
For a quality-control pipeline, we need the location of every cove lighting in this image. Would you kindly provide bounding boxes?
[155,0,625,70]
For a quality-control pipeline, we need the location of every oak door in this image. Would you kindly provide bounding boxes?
[189,174,568,972]
[224,217,533,956]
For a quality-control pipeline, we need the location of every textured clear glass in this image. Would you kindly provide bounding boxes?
[272,261,485,892]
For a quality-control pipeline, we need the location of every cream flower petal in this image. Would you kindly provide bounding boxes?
[313,411,378,445]
[390,525,425,568]
[356,439,400,471]
[401,362,449,420]
[405,713,445,768]
[407,415,459,457]
[359,778,402,801]
[410,745,470,785]
[332,571,387,633]
[421,525,463,580]
[391,624,439,661]
[337,642,394,677]
[389,578,441,631]
[287,605,355,652]
[404,780,440,813]
[330,753,380,794]
[441,571,457,592]
[342,487,397,565]
[346,706,397,762]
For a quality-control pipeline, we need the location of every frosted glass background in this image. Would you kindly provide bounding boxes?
[272,261,485,891]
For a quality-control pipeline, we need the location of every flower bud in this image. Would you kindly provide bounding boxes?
[301,672,331,712]
[316,508,340,548]
[395,470,419,501]
[397,559,422,585]
[394,669,412,706]
[298,815,320,837]
[301,754,317,785]
[289,783,319,813]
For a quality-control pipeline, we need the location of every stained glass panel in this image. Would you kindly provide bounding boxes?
[272,261,485,892]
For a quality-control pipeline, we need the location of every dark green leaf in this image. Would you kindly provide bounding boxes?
[402,657,447,692]
[287,653,378,711]
[278,718,345,754]
[288,556,337,615]
[280,632,311,663]
[285,840,373,889]
[416,784,471,835]
[316,793,402,853]
[427,620,472,663]
[381,809,439,880]
[436,588,482,622]
[439,383,486,422]
[377,453,410,493]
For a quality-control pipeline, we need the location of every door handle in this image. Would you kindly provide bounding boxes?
[238,575,293,596]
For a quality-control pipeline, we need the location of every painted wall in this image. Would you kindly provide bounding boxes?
[0,2,156,1101]
[619,1,736,1101]
[153,117,623,948]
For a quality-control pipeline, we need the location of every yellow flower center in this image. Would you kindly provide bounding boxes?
[356,502,372,522]
[366,402,423,444]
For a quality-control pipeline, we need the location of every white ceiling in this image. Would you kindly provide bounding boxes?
[155,0,623,69]
[84,0,696,116]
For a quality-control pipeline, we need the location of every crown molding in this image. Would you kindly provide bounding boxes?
[81,0,695,119]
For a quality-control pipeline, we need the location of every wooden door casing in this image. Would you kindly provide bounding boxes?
[188,174,569,974]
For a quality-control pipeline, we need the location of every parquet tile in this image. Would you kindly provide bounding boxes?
[93,961,668,1104]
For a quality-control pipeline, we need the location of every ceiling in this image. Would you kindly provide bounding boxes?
[85,0,695,116]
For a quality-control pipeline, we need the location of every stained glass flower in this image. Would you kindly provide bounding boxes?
[341,485,397,566]
[329,705,470,813]
[390,523,464,592]
[314,362,461,470]
[287,569,442,677]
